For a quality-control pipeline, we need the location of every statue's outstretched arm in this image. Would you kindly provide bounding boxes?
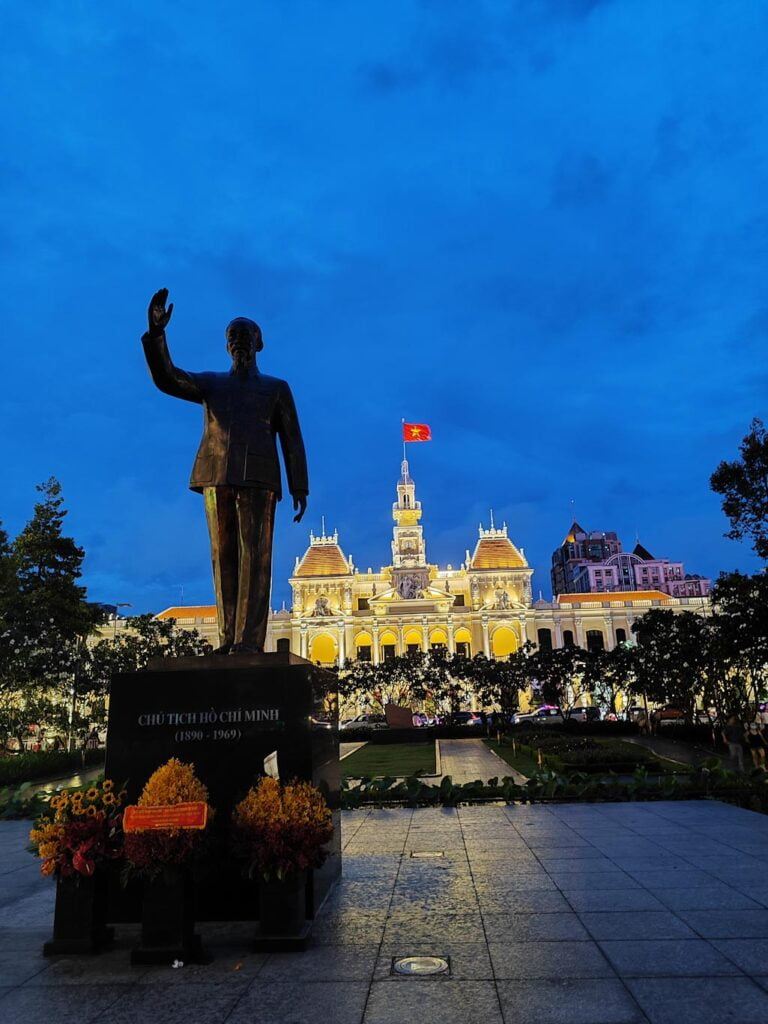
[141,288,202,404]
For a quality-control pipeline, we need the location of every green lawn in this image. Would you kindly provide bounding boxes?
[341,742,436,778]
[486,735,691,776]
[484,739,540,777]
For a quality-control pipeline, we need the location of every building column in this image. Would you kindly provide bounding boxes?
[300,624,308,659]
[372,620,380,665]
[482,615,490,657]
[337,621,346,666]
[554,620,563,649]
[421,616,429,653]
[574,617,585,648]
[397,626,404,656]
[447,615,455,654]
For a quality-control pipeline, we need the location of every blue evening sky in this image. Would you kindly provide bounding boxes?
[1,1,766,613]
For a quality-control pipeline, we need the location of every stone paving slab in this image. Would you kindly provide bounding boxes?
[437,737,527,783]
[3,800,768,1022]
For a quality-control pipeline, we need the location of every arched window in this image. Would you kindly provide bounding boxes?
[615,628,627,645]
[355,632,373,663]
[537,628,552,651]
[310,634,337,665]
[454,627,472,658]
[429,628,447,652]
[492,626,518,659]
[586,629,605,653]
[563,629,574,647]
[379,629,397,661]
[276,638,290,653]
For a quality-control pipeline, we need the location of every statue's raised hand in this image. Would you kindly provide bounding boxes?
[148,288,174,336]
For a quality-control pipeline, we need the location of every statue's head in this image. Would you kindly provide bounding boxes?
[226,317,263,368]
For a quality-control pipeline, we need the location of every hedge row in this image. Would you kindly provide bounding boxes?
[0,748,104,786]
[341,760,768,811]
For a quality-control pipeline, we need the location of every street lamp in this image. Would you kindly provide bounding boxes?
[113,603,133,640]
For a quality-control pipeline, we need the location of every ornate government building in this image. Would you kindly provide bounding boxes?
[157,461,710,690]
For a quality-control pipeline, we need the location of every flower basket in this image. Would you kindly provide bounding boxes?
[231,777,333,951]
[123,759,212,965]
[30,780,125,956]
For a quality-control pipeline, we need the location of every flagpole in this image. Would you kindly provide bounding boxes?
[401,418,406,464]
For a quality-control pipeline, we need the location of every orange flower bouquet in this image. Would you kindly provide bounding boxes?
[123,758,213,878]
[231,776,334,882]
[29,780,126,879]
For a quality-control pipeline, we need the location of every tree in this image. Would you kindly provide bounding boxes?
[86,614,212,723]
[581,644,637,715]
[630,609,714,719]
[709,570,768,716]
[338,652,448,719]
[710,418,768,560]
[0,479,104,749]
[529,645,589,711]
[462,646,533,719]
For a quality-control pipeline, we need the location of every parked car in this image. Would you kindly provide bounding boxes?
[339,714,387,731]
[452,711,483,727]
[568,707,601,723]
[654,705,689,726]
[513,705,565,726]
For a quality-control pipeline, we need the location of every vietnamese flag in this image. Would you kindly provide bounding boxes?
[403,422,432,442]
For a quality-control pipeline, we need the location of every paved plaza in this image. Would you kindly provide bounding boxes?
[2,798,768,1022]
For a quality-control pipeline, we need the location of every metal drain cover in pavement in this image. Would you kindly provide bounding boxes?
[392,956,450,976]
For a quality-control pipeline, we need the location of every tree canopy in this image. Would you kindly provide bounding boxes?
[711,417,768,561]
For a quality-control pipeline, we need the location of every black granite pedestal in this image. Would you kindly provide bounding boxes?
[103,653,341,925]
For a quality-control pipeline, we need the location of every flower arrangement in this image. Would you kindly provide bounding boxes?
[231,777,334,882]
[29,779,126,878]
[123,758,212,876]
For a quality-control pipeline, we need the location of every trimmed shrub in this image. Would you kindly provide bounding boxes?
[0,749,104,786]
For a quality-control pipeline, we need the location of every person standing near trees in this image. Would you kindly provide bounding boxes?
[744,720,766,770]
[722,714,745,771]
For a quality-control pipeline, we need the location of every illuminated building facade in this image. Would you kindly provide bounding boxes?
[155,462,711,708]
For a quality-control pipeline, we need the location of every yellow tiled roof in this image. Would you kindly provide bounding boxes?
[295,544,350,577]
[156,606,216,619]
[471,537,526,569]
[556,590,671,605]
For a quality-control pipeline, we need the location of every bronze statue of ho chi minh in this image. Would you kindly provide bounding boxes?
[141,288,308,655]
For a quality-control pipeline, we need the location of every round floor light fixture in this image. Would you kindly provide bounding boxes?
[392,955,449,976]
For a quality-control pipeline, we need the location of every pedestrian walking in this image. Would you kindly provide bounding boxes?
[722,714,745,771]
[744,720,766,770]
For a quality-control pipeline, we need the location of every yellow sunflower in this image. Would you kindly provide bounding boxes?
[86,805,98,818]
[102,780,114,792]
[102,792,115,806]
[86,788,98,800]
[72,805,85,816]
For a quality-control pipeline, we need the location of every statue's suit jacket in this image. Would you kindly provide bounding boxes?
[142,331,309,501]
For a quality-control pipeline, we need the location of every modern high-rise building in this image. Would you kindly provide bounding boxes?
[551,522,711,598]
